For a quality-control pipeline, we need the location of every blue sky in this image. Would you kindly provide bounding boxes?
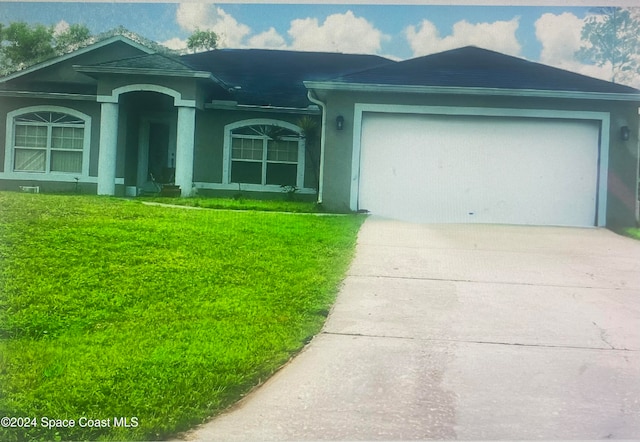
[0,2,633,85]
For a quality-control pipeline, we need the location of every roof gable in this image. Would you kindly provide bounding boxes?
[0,35,156,85]
[328,46,639,95]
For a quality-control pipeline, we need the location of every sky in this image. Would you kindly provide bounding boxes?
[0,2,637,86]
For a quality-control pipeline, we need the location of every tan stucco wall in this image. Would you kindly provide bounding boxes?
[315,89,639,227]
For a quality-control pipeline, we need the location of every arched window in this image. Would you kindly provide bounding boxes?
[8,108,89,175]
[224,120,305,188]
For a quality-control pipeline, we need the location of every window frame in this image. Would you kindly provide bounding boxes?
[4,106,91,179]
[223,119,306,190]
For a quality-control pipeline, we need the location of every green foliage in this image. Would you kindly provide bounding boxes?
[577,7,640,84]
[623,228,640,240]
[140,196,321,213]
[280,185,299,201]
[0,192,363,441]
[187,29,219,53]
[0,22,56,69]
[54,23,92,54]
[0,21,92,74]
[298,116,319,141]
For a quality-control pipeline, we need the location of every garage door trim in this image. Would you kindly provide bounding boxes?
[350,104,610,226]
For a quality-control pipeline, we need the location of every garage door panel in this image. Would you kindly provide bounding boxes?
[358,113,599,226]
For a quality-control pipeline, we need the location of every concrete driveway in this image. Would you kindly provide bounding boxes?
[180,218,640,441]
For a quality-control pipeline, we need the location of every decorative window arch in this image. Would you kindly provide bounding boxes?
[5,106,91,176]
[223,119,306,189]
[99,84,195,107]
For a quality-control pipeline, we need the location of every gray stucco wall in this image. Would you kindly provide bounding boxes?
[0,96,101,184]
[316,89,639,227]
[194,109,321,190]
[0,91,321,197]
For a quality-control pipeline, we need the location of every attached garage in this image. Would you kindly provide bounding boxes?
[306,46,640,228]
[355,108,605,226]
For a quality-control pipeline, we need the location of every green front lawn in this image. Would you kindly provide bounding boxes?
[0,192,364,441]
[138,196,321,213]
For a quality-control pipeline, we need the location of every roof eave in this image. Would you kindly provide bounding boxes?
[73,65,214,80]
[303,81,640,102]
[206,100,321,114]
[0,90,96,101]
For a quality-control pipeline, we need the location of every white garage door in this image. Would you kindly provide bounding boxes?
[358,113,601,226]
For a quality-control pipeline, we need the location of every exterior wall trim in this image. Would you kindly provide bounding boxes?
[74,66,213,79]
[349,103,611,226]
[0,91,97,101]
[206,101,321,115]
[0,175,124,184]
[305,81,640,102]
[194,182,316,194]
[97,84,196,108]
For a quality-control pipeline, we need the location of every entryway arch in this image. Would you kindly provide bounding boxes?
[97,83,196,196]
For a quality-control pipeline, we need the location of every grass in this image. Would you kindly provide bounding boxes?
[622,227,640,240]
[138,196,322,213]
[0,192,364,441]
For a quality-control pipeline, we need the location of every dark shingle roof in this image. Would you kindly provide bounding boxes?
[89,53,197,72]
[330,46,639,94]
[180,49,394,107]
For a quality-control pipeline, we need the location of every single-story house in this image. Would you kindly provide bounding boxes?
[1,32,639,228]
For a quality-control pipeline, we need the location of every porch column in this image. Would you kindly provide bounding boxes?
[175,106,196,197]
[97,102,119,195]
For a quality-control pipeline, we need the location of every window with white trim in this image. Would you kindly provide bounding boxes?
[229,124,301,187]
[12,111,85,174]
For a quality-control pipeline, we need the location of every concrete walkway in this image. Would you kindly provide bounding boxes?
[179,218,640,440]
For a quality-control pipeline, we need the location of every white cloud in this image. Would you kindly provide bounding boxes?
[288,11,389,54]
[176,3,250,48]
[534,12,615,82]
[161,37,188,51]
[406,18,521,57]
[53,20,70,36]
[535,12,583,67]
[176,3,209,32]
[247,27,287,50]
[173,6,387,54]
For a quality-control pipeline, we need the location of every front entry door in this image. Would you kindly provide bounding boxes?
[137,117,177,189]
[148,122,173,184]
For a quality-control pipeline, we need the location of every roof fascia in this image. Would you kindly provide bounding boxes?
[0,90,96,101]
[73,65,214,80]
[206,100,320,115]
[0,35,156,84]
[303,81,640,102]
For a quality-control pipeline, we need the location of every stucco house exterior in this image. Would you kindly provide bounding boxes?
[1,33,639,228]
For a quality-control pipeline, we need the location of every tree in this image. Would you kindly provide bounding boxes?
[1,22,56,70]
[578,7,640,85]
[0,21,92,74]
[187,29,219,53]
[54,23,92,54]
